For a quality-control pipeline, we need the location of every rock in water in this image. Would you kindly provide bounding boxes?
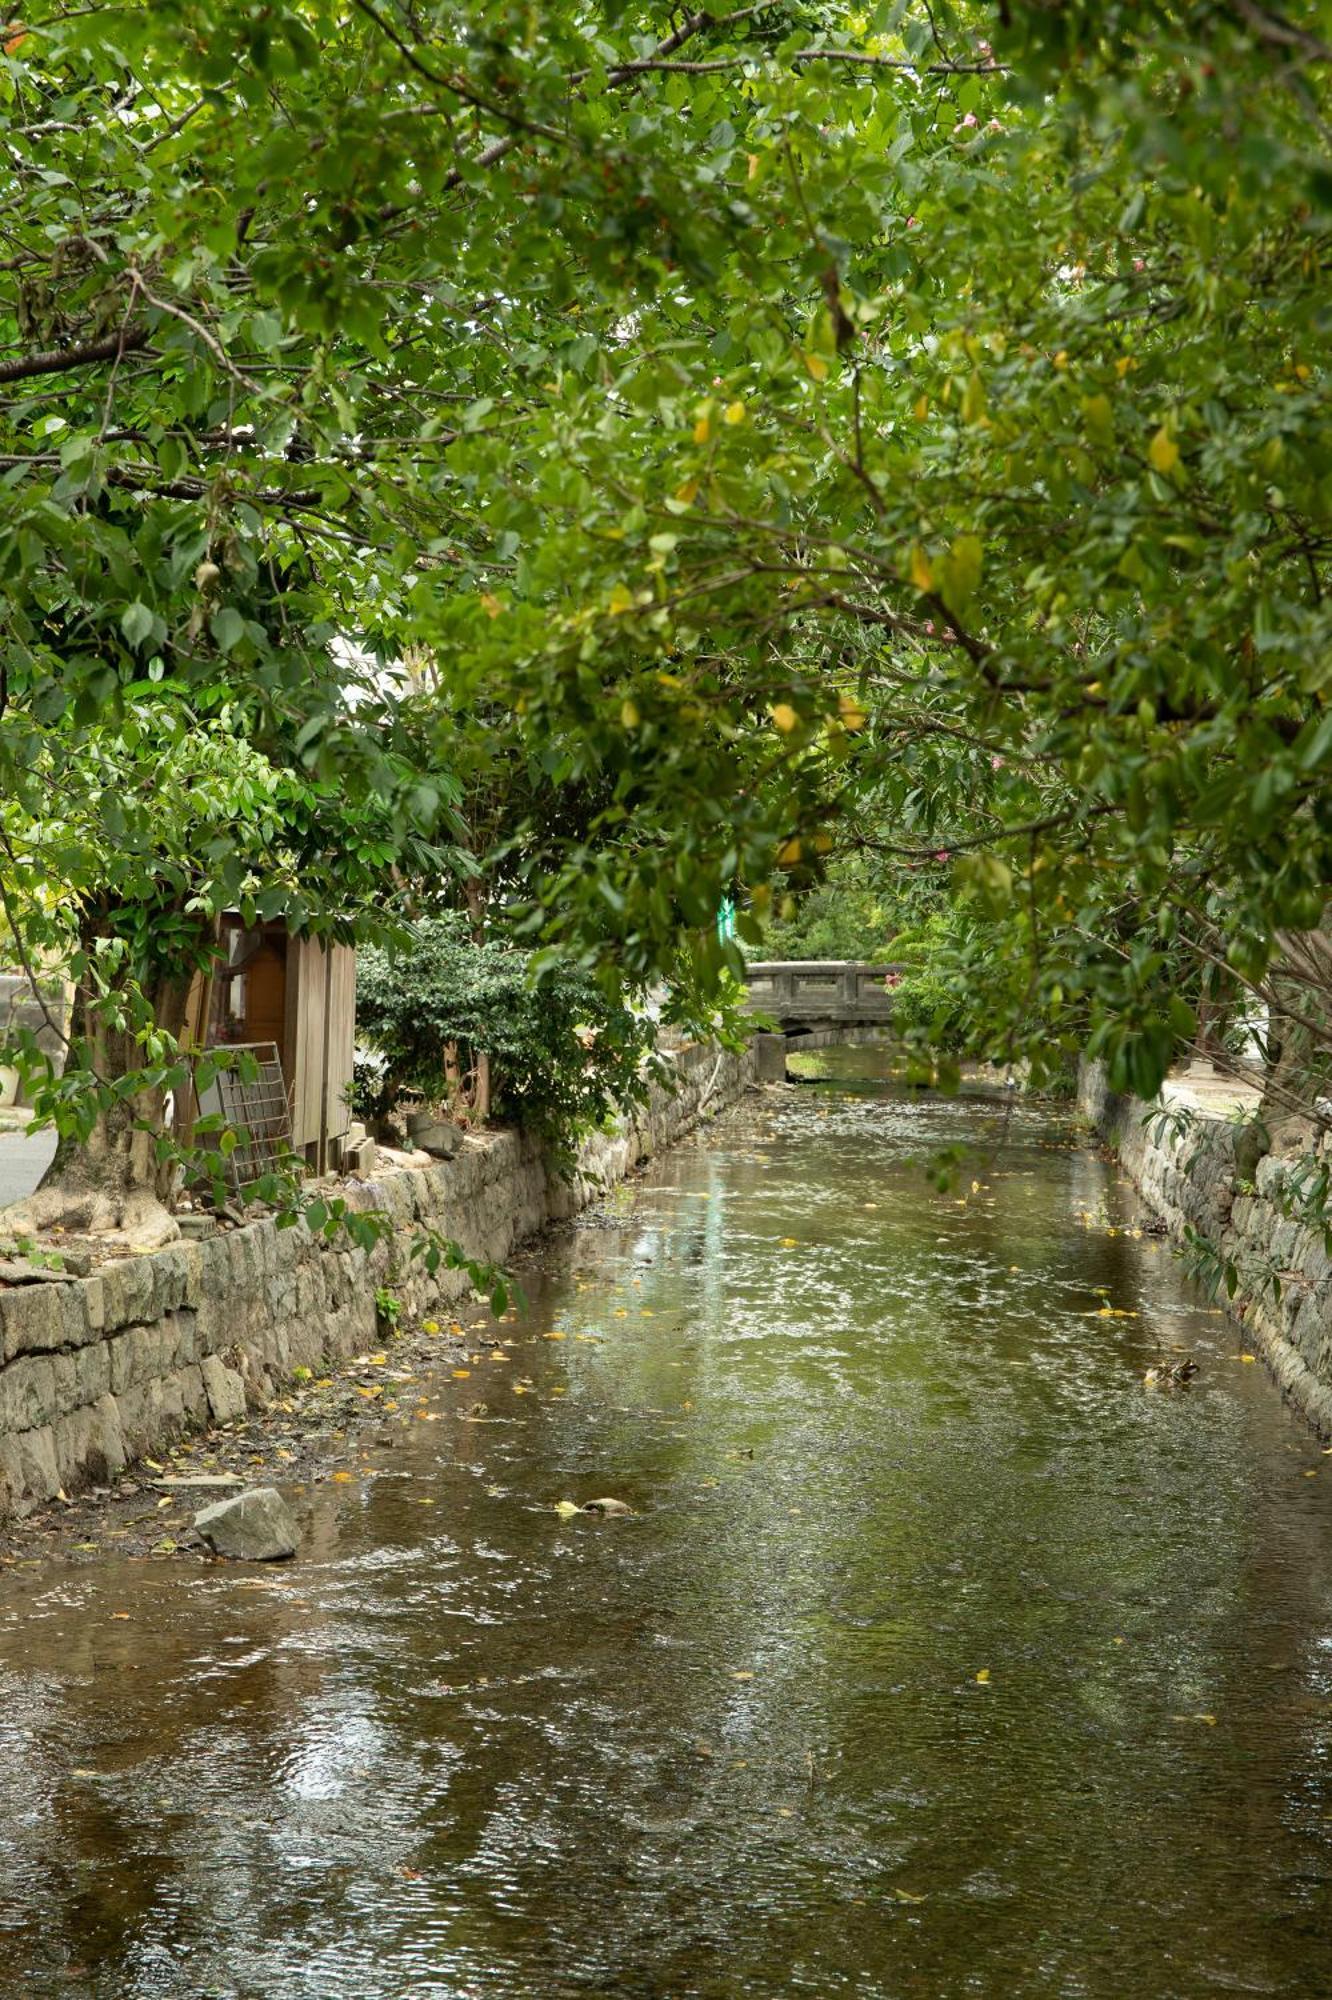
[194,1487,298,1561]
[582,1497,633,1517]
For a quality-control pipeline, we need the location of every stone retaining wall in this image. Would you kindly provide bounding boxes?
[1080,1059,1332,1435]
[0,1040,757,1517]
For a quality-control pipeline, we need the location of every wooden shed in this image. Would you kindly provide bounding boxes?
[185,917,355,1178]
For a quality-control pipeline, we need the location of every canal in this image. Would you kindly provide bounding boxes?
[2,1049,1332,1999]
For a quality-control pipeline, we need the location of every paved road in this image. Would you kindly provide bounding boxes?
[0,1129,57,1210]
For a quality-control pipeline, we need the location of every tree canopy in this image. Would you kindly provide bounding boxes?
[2,0,1330,1210]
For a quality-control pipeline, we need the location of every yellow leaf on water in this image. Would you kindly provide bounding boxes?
[451,1369,471,1380]
[331,1470,354,1483]
[893,1888,928,1904]
[731,1670,755,1681]
[780,1237,799,1248]
[554,1500,581,1520]
[1240,1353,1257,1363]
[975,1668,991,1685]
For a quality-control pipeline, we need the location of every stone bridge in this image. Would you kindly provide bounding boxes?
[741,961,902,1078]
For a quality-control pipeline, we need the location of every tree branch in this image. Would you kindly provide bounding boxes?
[0,327,150,385]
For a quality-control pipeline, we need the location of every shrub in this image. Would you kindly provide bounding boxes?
[356,915,656,1166]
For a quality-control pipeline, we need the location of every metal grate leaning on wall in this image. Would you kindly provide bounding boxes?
[196,1042,294,1190]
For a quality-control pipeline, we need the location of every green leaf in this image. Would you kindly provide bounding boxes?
[210,607,246,653]
[121,602,155,648]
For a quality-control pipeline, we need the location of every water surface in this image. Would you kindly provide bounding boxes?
[2,1051,1331,1999]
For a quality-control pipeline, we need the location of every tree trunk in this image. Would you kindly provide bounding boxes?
[1,966,192,1249]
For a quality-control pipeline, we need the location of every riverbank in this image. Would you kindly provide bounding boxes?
[0,1039,757,1524]
[1081,1057,1332,1437]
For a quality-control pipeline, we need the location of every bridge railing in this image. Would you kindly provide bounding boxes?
[740,960,904,1024]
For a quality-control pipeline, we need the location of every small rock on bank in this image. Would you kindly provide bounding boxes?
[194,1486,298,1561]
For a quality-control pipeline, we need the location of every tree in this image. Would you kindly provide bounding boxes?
[0,689,459,1241]
[2,0,1329,1228]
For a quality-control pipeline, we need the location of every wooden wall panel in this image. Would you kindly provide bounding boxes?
[325,943,356,1144]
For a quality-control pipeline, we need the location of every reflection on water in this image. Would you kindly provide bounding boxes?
[2,1050,1331,2000]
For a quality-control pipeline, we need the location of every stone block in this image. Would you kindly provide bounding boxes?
[10,1425,58,1505]
[164,1309,199,1370]
[0,1435,24,1516]
[116,1376,189,1457]
[52,1395,127,1490]
[100,1255,156,1331]
[0,1354,57,1432]
[109,1325,165,1396]
[1,1283,69,1361]
[152,1247,193,1315]
[178,1363,207,1422]
[177,1242,204,1308]
[84,1275,106,1333]
[200,1353,246,1423]
[52,1344,110,1410]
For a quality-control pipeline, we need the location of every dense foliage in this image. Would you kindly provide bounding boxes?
[356,917,657,1163]
[0,0,1330,1228]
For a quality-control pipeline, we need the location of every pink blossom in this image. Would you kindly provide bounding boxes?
[935,850,951,863]
[1133,257,1145,272]
[906,215,920,229]
[923,618,936,636]
[986,119,1004,134]
[991,754,1005,769]
[885,972,902,989]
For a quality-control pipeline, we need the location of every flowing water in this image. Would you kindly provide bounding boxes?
[3,1049,1332,2000]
